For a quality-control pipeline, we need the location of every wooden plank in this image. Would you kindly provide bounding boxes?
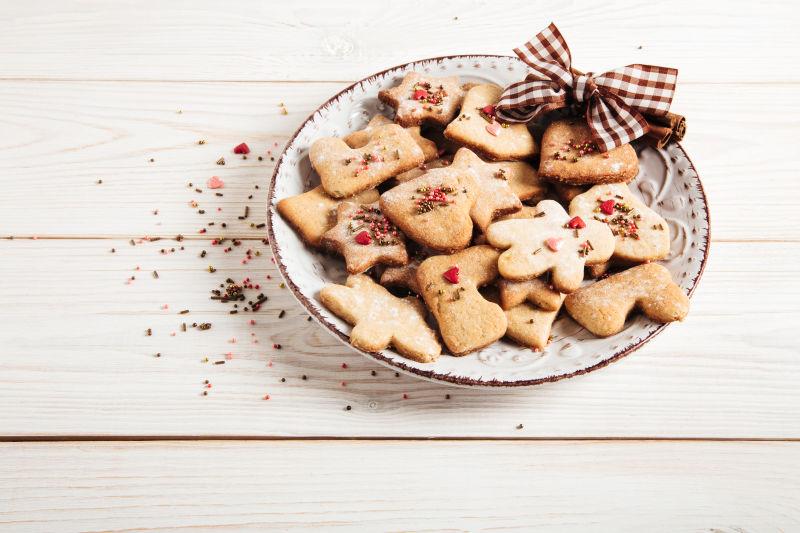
[0,440,798,532]
[1,238,798,438]
[0,81,797,241]
[1,1,798,83]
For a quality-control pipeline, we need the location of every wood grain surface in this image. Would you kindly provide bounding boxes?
[1,1,798,531]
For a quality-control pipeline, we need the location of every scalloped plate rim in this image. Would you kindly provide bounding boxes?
[266,54,711,388]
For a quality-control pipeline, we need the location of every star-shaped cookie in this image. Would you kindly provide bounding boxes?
[485,199,615,293]
[343,114,438,162]
[321,201,408,274]
[416,246,507,355]
[310,123,424,198]
[380,148,522,252]
[276,186,380,247]
[378,72,465,127]
[444,83,538,161]
[538,119,638,184]
[320,274,441,362]
[569,183,670,262]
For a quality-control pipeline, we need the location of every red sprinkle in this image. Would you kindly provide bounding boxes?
[354,230,372,245]
[263,394,270,400]
[442,266,459,284]
[207,176,224,189]
[600,199,615,215]
[567,216,586,229]
[413,89,428,100]
[233,142,250,154]
[481,105,495,116]
[341,363,348,369]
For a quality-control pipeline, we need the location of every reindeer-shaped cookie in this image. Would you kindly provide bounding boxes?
[310,123,424,198]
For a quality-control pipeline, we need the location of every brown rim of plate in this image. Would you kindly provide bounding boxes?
[266,55,711,388]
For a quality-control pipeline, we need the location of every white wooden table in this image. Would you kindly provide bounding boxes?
[1,2,799,531]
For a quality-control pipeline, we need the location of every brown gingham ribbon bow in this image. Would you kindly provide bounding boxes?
[496,23,678,152]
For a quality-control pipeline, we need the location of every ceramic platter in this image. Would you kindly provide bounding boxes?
[266,55,710,388]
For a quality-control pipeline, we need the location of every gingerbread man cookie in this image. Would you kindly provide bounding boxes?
[569,183,670,263]
[321,201,408,274]
[380,148,522,252]
[378,72,465,127]
[343,114,438,162]
[310,123,424,198]
[276,186,380,247]
[320,274,441,362]
[539,119,638,184]
[485,199,615,293]
[444,83,538,161]
[564,263,689,337]
[416,246,507,355]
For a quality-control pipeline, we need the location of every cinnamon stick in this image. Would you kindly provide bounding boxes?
[642,112,686,148]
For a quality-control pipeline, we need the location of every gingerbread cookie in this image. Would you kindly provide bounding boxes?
[485,199,615,293]
[378,72,465,127]
[416,246,506,355]
[539,119,638,184]
[379,259,422,294]
[320,201,408,274]
[320,274,441,362]
[395,156,451,183]
[565,263,689,337]
[310,123,424,198]
[343,114,438,162]
[444,83,538,161]
[552,182,587,204]
[276,186,380,247]
[504,293,566,351]
[498,278,562,312]
[381,148,522,252]
[569,183,670,263]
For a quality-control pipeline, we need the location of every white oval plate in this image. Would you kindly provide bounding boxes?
[267,55,710,388]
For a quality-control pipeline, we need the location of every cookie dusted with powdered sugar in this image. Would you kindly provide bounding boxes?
[444,83,538,161]
[564,263,689,337]
[343,114,438,162]
[485,199,615,293]
[320,201,408,274]
[569,183,670,263]
[378,72,465,127]
[276,186,379,247]
[310,123,424,198]
[319,274,441,363]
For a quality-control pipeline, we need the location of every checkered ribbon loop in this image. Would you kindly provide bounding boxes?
[496,22,678,151]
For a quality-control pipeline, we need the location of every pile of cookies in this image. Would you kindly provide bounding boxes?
[277,72,690,363]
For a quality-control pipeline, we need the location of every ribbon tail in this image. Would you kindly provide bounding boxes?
[585,93,649,152]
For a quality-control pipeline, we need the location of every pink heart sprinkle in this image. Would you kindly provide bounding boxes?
[207,176,224,189]
[545,237,563,252]
[485,121,501,136]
